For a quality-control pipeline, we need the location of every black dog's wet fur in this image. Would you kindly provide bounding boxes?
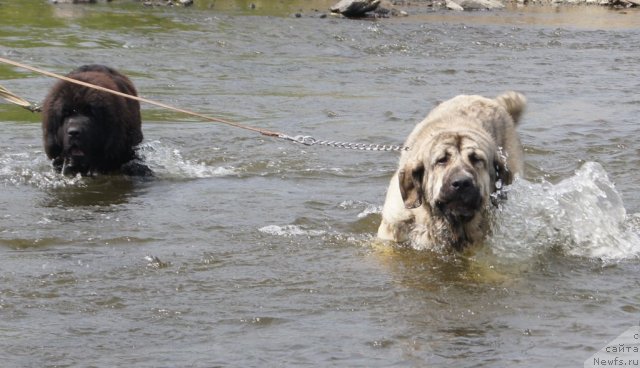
[42,64,152,177]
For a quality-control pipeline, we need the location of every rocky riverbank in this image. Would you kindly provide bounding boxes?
[47,0,638,14]
[329,0,637,17]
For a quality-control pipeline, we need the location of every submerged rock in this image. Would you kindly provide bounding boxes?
[330,0,381,17]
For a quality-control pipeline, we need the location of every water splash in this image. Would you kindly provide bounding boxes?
[138,141,236,179]
[0,142,236,188]
[488,162,640,263]
[0,151,85,188]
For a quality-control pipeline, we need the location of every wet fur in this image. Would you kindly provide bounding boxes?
[42,65,149,176]
[378,92,526,250]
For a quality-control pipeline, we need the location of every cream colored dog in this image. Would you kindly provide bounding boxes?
[378,92,526,250]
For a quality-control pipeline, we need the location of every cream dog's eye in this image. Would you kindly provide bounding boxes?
[468,152,484,165]
[435,155,449,165]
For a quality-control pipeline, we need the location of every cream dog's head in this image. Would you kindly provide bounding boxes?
[398,129,510,222]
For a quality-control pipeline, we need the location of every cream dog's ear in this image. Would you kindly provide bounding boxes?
[495,91,526,125]
[398,160,425,209]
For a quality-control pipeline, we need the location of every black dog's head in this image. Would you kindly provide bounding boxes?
[55,113,104,176]
[42,65,144,176]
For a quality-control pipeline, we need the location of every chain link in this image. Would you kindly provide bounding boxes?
[280,135,409,152]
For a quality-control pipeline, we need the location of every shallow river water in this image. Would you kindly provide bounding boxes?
[1,1,640,367]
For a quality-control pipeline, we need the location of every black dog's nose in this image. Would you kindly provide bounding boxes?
[65,115,89,138]
[451,176,473,191]
[67,126,81,137]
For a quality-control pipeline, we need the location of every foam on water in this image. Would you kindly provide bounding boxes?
[339,200,383,219]
[488,162,640,263]
[259,224,327,237]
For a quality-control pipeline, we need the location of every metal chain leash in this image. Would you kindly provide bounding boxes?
[280,134,410,152]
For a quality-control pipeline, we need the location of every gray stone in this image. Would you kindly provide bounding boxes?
[445,0,465,10]
[446,0,505,10]
[330,0,381,17]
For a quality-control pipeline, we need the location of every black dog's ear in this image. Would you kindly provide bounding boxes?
[398,160,425,209]
[41,100,63,160]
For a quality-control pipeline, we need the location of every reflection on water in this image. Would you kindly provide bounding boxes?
[41,177,140,208]
[370,242,512,289]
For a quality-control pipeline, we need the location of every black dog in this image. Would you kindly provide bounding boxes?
[42,65,151,176]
